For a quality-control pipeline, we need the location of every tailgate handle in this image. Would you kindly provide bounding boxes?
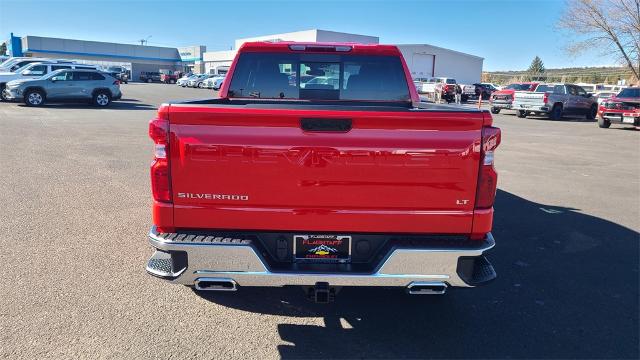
[301,118,352,132]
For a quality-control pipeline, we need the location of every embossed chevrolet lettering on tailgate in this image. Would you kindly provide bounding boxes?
[187,144,446,167]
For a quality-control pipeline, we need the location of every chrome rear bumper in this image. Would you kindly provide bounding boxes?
[146,226,496,288]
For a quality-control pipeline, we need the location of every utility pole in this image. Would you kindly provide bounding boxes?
[139,35,152,46]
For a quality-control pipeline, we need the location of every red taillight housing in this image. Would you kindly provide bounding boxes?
[113,80,120,86]
[542,92,549,104]
[149,105,171,203]
[475,126,501,209]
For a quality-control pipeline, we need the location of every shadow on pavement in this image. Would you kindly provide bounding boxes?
[16,99,155,110]
[522,114,596,122]
[194,189,639,359]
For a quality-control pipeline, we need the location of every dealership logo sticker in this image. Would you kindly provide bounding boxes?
[308,244,338,256]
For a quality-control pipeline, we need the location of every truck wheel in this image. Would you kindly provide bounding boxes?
[597,116,611,128]
[490,107,501,114]
[549,104,563,120]
[92,91,112,107]
[516,110,527,118]
[24,89,45,106]
[586,104,597,120]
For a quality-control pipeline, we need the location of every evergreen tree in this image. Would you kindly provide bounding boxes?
[527,56,545,81]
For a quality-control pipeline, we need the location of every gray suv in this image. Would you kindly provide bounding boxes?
[3,69,122,107]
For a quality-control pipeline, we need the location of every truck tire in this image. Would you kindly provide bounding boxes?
[92,91,112,107]
[516,110,527,118]
[549,104,563,120]
[490,107,500,114]
[24,89,45,106]
[597,116,611,128]
[586,104,597,120]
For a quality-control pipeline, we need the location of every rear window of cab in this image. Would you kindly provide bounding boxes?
[227,52,411,102]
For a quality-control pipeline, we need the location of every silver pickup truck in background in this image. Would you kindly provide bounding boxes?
[512,83,598,120]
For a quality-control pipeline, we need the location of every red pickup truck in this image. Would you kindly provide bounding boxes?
[146,42,500,302]
[597,87,640,128]
[490,82,539,114]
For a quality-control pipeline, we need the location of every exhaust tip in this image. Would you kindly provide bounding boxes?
[407,282,447,295]
[194,277,238,291]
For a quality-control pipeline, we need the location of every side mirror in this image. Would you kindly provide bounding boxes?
[586,93,593,97]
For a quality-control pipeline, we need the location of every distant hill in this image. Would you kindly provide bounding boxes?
[483,66,635,85]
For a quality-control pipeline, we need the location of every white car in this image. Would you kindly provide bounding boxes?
[594,91,617,106]
[187,74,207,88]
[0,62,97,101]
[480,82,502,91]
[193,74,217,88]
[0,57,62,72]
[203,75,225,90]
[176,74,194,87]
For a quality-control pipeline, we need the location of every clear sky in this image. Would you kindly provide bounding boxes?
[0,0,617,71]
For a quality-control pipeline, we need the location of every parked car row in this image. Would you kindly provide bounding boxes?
[488,81,639,128]
[105,66,130,84]
[414,77,501,103]
[0,57,122,107]
[176,73,226,90]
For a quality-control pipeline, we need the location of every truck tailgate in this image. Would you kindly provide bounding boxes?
[514,91,545,107]
[168,105,484,233]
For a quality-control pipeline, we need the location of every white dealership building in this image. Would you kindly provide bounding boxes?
[5,29,483,84]
[203,29,484,84]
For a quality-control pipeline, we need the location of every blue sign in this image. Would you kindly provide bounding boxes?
[7,33,23,56]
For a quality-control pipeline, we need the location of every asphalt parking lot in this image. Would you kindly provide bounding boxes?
[1,83,638,359]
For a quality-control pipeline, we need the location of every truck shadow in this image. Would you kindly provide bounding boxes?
[194,189,639,359]
[523,114,596,123]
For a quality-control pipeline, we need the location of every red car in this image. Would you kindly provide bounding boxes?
[490,82,539,114]
[160,70,181,84]
[145,42,501,302]
[598,87,640,128]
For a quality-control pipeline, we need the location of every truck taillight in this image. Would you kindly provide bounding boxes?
[475,126,501,209]
[113,80,120,86]
[542,92,549,104]
[149,105,171,203]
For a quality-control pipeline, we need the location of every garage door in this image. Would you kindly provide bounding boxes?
[408,53,435,79]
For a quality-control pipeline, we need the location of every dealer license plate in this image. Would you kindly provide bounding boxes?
[294,235,351,262]
[623,116,635,124]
